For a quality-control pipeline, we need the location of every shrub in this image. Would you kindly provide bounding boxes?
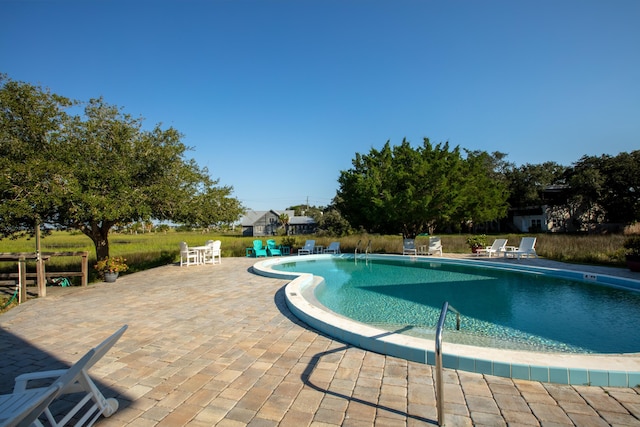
[466,234,487,249]
[623,236,640,257]
[94,256,128,274]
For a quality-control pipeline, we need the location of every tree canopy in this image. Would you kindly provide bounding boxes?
[566,151,640,226]
[0,75,243,260]
[336,139,509,238]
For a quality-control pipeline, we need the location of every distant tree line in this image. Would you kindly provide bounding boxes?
[332,139,639,238]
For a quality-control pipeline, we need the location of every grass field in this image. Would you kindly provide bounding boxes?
[0,229,628,272]
[0,229,630,312]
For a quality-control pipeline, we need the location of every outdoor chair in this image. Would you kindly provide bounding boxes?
[180,242,199,266]
[402,239,417,256]
[506,237,538,259]
[298,240,315,255]
[203,240,222,264]
[0,348,95,427]
[266,239,281,256]
[253,240,268,257]
[10,325,127,427]
[476,238,507,257]
[426,237,443,256]
[324,241,341,254]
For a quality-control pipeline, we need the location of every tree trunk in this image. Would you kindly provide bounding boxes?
[81,221,113,260]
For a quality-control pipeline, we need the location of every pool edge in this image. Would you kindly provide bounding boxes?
[254,254,640,388]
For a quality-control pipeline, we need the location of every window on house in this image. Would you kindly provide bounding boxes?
[529,219,542,232]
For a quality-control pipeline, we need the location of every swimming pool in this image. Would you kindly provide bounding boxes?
[272,257,640,354]
[254,254,640,387]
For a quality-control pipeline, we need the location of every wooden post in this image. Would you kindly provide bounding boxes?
[36,223,47,297]
[81,252,88,287]
[18,256,26,304]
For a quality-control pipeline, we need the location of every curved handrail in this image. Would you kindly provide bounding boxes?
[435,302,460,426]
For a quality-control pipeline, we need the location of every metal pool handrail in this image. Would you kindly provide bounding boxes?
[354,240,372,260]
[435,301,460,426]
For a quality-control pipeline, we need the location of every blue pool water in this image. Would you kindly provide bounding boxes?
[273,257,640,354]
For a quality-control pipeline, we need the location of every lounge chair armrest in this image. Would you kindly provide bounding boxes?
[14,369,68,392]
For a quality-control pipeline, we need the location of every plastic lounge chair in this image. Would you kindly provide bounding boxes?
[203,240,222,264]
[253,240,268,257]
[427,237,443,256]
[12,325,127,427]
[476,238,507,258]
[506,237,538,259]
[324,242,341,254]
[0,348,95,427]
[298,240,315,255]
[266,239,281,256]
[180,242,199,266]
[402,239,417,256]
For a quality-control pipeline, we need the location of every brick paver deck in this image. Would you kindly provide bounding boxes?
[1,256,639,426]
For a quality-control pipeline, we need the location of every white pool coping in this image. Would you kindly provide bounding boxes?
[253,254,640,387]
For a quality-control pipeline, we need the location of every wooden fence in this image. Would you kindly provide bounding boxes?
[0,252,89,304]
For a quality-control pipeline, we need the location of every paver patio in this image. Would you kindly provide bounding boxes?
[1,256,639,426]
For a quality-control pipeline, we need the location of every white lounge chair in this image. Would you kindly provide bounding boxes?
[0,348,95,427]
[12,325,128,427]
[426,237,443,256]
[324,242,341,254]
[403,239,417,256]
[506,237,538,259]
[476,238,507,258]
[298,240,315,255]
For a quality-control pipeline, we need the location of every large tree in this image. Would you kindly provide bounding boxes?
[0,74,74,238]
[337,138,469,238]
[0,76,243,260]
[457,150,510,231]
[566,151,640,226]
[504,161,567,209]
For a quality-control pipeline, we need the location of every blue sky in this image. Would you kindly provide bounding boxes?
[2,1,639,211]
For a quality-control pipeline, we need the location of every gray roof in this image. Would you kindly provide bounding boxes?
[240,210,297,227]
[289,216,316,225]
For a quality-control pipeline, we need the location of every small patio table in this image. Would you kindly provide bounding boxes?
[191,246,209,264]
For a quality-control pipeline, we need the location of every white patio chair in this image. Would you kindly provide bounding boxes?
[180,241,199,266]
[506,237,538,259]
[0,348,95,427]
[298,240,315,255]
[203,240,222,264]
[402,239,417,256]
[476,238,507,257]
[426,237,443,256]
[12,325,128,427]
[324,242,341,254]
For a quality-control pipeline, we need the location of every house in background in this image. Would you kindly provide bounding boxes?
[508,184,613,233]
[240,210,317,237]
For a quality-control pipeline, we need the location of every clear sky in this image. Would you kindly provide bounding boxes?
[2,0,639,211]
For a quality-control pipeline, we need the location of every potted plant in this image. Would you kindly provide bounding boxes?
[95,256,128,282]
[466,234,487,253]
[623,236,640,272]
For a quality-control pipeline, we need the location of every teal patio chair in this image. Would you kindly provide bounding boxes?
[253,240,268,257]
[266,239,281,256]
